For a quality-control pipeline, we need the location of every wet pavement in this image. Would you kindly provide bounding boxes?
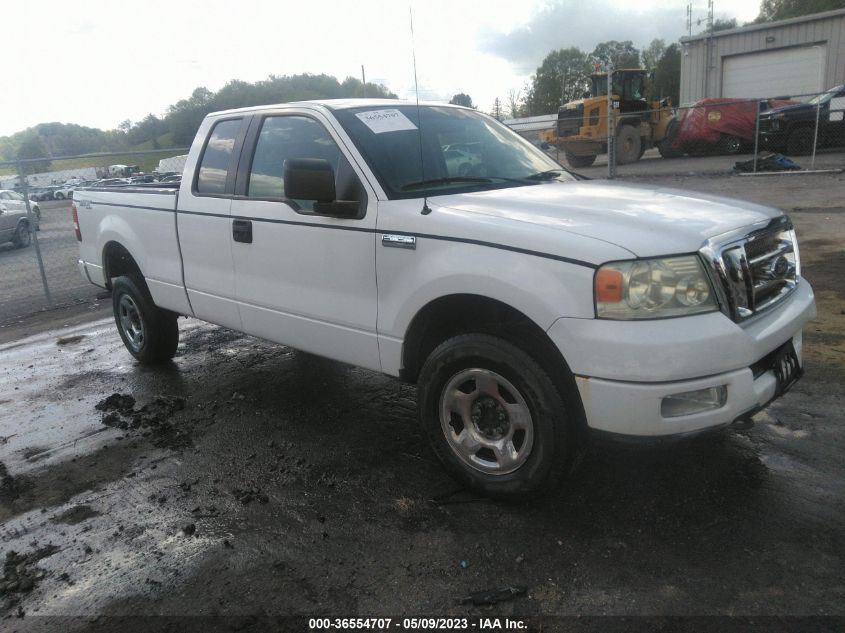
[1,309,843,626]
[1,184,844,628]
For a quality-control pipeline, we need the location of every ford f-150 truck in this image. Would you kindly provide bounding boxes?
[73,99,816,498]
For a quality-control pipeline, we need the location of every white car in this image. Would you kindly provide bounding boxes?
[53,184,76,200]
[0,190,40,232]
[0,190,41,246]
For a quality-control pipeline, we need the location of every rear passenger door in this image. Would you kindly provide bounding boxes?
[229,110,380,371]
[177,116,249,330]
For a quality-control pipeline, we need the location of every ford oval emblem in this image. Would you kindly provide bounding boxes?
[772,256,789,277]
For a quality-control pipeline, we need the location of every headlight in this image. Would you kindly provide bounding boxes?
[595,255,717,319]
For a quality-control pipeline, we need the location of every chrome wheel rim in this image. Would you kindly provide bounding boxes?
[118,294,145,352]
[439,368,534,475]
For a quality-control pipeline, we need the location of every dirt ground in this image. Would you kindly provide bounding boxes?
[0,171,843,631]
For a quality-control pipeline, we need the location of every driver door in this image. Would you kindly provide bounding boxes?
[229,111,380,370]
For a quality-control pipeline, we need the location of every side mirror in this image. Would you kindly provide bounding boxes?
[283,158,359,218]
[284,158,336,202]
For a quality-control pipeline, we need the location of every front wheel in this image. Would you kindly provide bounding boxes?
[54,192,65,200]
[615,125,642,164]
[12,223,31,248]
[417,333,579,499]
[112,275,179,364]
[565,152,597,168]
[786,127,814,156]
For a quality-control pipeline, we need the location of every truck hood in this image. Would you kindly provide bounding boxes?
[761,102,817,118]
[432,180,781,258]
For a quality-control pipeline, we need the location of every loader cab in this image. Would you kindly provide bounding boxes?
[590,70,649,114]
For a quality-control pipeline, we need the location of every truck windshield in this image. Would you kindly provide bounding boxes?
[332,105,573,199]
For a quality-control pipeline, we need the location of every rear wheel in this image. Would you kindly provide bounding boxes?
[719,135,742,155]
[418,333,579,499]
[786,127,814,156]
[565,153,597,168]
[112,275,179,364]
[54,192,65,200]
[12,223,31,248]
[615,125,642,164]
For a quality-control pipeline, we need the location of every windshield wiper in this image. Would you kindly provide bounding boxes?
[524,169,567,181]
[400,177,493,191]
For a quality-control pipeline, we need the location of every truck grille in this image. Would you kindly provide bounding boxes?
[701,217,799,322]
[557,104,583,137]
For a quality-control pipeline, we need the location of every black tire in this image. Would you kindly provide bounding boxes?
[718,135,742,155]
[32,206,41,231]
[565,153,597,168]
[658,119,684,158]
[55,192,65,200]
[786,127,814,156]
[12,222,31,248]
[111,275,179,364]
[615,125,642,164]
[417,333,579,499]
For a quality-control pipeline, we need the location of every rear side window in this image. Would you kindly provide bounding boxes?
[196,119,242,195]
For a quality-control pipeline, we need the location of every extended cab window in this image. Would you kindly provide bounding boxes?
[196,119,242,195]
[247,115,362,214]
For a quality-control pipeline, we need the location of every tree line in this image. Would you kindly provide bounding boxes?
[0,74,395,165]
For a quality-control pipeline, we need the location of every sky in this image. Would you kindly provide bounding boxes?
[1,0,763,137]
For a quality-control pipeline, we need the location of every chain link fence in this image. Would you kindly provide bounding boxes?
[0,148,187,325]
[506,84,845,179]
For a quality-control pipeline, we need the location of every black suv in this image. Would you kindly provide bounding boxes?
[759,85,845,155]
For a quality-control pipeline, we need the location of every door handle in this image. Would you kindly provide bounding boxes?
[232,219,252,244]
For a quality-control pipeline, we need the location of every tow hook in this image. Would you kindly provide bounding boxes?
[731,416,755,431]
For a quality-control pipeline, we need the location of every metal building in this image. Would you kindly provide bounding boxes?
[679,8,845,104]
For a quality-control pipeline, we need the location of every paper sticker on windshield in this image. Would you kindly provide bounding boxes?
[355,109,417,134]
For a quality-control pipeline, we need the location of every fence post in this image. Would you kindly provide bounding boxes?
[752,101,760,174]
[811,98,821,169]
[16,160,53,307]
[607,66,616,180]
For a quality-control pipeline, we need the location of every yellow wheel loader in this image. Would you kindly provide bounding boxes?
[540,69,676,167]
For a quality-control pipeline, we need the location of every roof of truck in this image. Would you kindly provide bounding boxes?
[210,99,463,117]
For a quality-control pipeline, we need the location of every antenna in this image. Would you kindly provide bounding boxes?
[409,5,430,214]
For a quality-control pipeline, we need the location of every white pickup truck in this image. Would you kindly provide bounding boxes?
[73,99,816,498]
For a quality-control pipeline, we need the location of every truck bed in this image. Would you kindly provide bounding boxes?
[74,185,190,315]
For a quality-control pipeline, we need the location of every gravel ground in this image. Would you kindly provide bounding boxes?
[0,171,843,631]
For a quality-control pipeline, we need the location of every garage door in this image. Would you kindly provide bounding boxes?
[722,45,826,99]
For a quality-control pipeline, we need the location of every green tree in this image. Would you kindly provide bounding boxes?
[757,0,845,21]
[653,44,681,105]
[591,40,640,70]
[449,93,475,108]
[491,97,503,120]
[525,47,590,114]
[713,18,738,31]
[17,135,51,174]
[641,39,666,74]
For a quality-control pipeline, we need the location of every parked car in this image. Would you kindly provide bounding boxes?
[28,187,54,201]
[662,97,797,156]
[73,100,814,499]
[0,190,40,247]
[91,178,132,187]
[759,84,845,155]
[160,174,182,183]
[53,184,77,200]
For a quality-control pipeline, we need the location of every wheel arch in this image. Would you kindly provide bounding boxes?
[400,294,586,427]
[101,240,144,289]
